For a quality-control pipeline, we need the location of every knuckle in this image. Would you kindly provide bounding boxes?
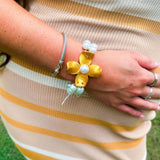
[126,50,135,55]
[127,81,135,87]
[130,89,142,96]
[138,75,149,84]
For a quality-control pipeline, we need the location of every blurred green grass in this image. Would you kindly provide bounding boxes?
[0,119,25,160]
[0,112,160,160]
[147,111,160,160]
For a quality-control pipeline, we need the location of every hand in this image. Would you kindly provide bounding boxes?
[86,50,160,117]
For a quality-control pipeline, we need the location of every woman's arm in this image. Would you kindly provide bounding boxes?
[0,0,81,79]
[0,0,160,117]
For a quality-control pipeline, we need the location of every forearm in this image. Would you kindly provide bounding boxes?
[0,0,81,80]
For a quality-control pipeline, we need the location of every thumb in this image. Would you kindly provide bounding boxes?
[134,53,159,69]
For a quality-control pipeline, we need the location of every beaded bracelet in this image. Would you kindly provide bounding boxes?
[51,33,67,76]
[62,40,102,104]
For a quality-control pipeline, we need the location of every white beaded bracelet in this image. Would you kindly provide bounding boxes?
[51,33,67,76]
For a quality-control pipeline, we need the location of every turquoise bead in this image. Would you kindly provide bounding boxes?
[75,87,84,95]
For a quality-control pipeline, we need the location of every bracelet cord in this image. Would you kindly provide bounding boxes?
[51,33,67,76]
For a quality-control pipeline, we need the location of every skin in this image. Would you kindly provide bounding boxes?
[1,0,160,118]
[87,50,160,117]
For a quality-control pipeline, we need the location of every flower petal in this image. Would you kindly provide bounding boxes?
[88,65,102,78]
[67,61,80,75]
[75,74,88,87]
[79,51,94,65]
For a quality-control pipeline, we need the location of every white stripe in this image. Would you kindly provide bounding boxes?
[24,156,31,160]
[71,0,160,22]
[9,134,85,160]
[6,60,70,89]
[142,148,147,160]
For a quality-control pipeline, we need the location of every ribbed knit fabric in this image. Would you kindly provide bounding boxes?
[1,0,160,159]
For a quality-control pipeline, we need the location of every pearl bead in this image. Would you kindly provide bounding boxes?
[89,43,98,53]
[89,47,97,53]
[83,40,91,50]
[80,65,89,74]
[91,43,98,49]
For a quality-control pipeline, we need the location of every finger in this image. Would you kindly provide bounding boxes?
[130,97,160,110]
[133,52,158,69]
[141,86,160,99]
[149,69,160,87]
[118,104,144,118]
[138,68,156,86]
[87,90,143,117]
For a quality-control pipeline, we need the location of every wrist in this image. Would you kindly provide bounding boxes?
[59,37,82,82]
[59,39,101,104]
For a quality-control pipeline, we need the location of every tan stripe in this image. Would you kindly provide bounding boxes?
[2,118,146,160]
[0,110,143,150]
[2,96,146,142]
[1,67,144,128]
[15,144,58,160]
[29,1,160,59]
[35,0,160,35]
[0,86,141,132]
[0,98,120,142]
[3,120,110,159]
[2,118,87,159]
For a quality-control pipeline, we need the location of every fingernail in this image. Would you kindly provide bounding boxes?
[157,106,160,111]
[155,62,160,67]
[140,115,144,118]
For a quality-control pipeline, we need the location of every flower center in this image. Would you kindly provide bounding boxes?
[80,65,89,74]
